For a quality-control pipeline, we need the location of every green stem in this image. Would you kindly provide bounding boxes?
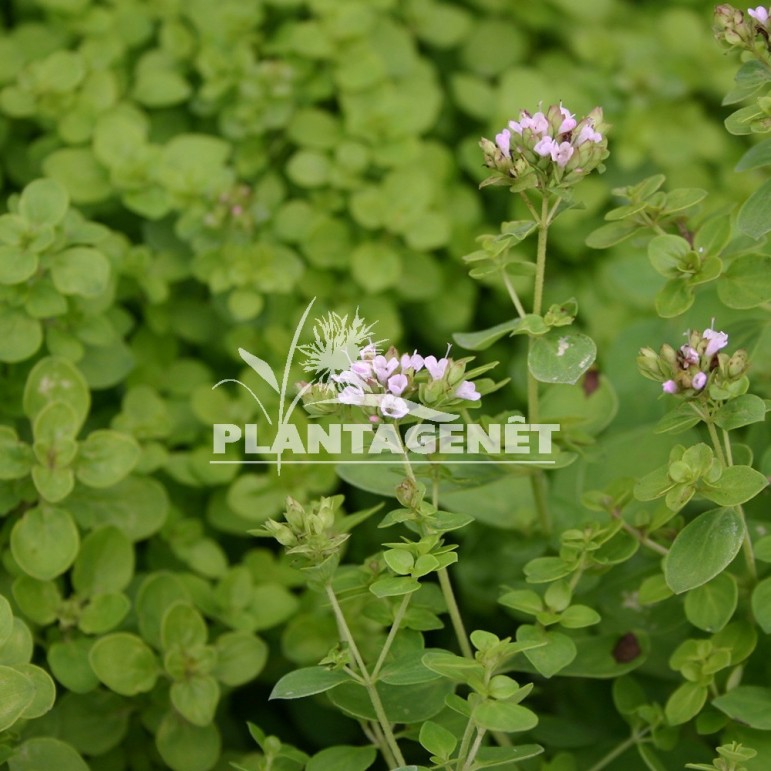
[431,476,474,659]
[463,727,487,771]
[456,718,477,771]
[586,729,650,771]
[326,585,406,767]
[611,508,669,557]
[722,428,757,583]
[501,269,527,318]
[525,195,553,536]
[705,419,727,468]
[372,593,412,680]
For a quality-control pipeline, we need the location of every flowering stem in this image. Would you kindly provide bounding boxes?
[526,194,553,535]
[372,593,412,680]
[501,269,527,318]
[325,584,406,767]
[722,428,757,583]
[705,419,728,468]
[463,727,488,771]
[432,476,473,660]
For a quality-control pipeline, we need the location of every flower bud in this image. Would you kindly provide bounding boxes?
[660,344,678,368]
[446,360,467,387]
[264,519,297,547]
[317,498,336,530]
[727,349,749,378]
[637,347,662,380]
[395,477,425,509]
[285,497,305,530]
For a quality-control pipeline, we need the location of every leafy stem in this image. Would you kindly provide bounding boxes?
[371,593,411,680]
[325,584,406,766]
[586,727,652,771]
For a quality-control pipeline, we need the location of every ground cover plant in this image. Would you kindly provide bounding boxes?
[0,0,769,769]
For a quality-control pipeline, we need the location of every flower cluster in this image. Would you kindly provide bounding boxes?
[637,326,750,399]
[318,344,482,421]
[479,103,609,191]
[714,4,771,46]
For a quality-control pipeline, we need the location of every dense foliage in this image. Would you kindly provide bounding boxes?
[0,0,769,769]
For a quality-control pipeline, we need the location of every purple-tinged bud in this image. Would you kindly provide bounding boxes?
[662,380,679,394]
[703,328,729,357]
[395,477,425,509]
[727,349,749,377]
[692,372,708,390]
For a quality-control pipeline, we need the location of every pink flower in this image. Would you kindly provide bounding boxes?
[748,6,769,25]
[550,141,575,167]
[703,329,728,357]
[692,372,707,391]
[387,374,408,396]
[662,380,678,394]
[495,129,511,157]
[529,111,549,134]
[333,370,365,387]
[350,360,372,378]
[680,345,699,365]
[339,385,366,405]
[372,355,399,383]
[576,124,602,145]
[424,355,448,380]
[401,351,424,372]
[508,118,524,135]
[455,381,481,401]
[380,394,409,419]
[558,105,577,134]
[534,136,556,157]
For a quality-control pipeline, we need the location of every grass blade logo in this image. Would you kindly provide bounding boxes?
[211,298,559,471]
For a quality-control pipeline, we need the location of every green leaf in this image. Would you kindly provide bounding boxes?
[155,712,221,771]
[419,720,457,759]
[662,188,707,214]
[11,506,79,580]
[422,651,485,683]
[170,675,220,727]
[8,738,89,771]
[50,247,110,297]
[655,279,694,318]
[755,535,771,563]
[0,596,13,646]
[473,701,539,733]
[212,632,268,687]
[713,394,767,430]
[737,178,771,239]
[475,745,544,767]
[717,255,771,309]
[586,221,641,249]
[0,665,35,731]
[0,427,33,480]
[559,604,601,629]
[712,686,771,730]
[736,137,771,171]
[16,663,56,720]
[499,589,543,615]
[654,403,702,435]
[162,603,207,651]
[701,466,768,506]
[751,577,771,634]
[0,308,42,363]
[453,316,544,352]
[648,235,690,277]
[89,633,160,696]
[72,526,134,596]
[0,246,39,285]
[47,638,99,694]
[78,593,131,635]
[528,330,596,385]
[664,508,745,594]
[43,148,112,204]
[684,573,738,633]
[19,178,69,227]
[306,746,377,771]
[516,625,576,678]
[665,681,707,725]
[270,666,351,699]
[724,104,764,135]
[370,576,421,597]
[23,357,90,431]
[75,430,140,488]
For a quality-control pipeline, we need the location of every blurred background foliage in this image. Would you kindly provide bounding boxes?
[0,0,769,768]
